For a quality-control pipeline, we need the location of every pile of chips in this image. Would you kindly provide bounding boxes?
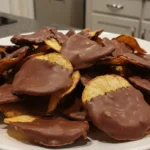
[1,27,150,147]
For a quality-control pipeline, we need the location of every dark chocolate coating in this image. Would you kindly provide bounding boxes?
[9,117,89,146]
[129,76,150,93]
[84,86,150,140]
[11,27,68,45]
[13,58,73,96]
[61,35,115,69]
[0,84,19,104]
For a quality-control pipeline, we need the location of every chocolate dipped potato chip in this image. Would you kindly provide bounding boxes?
[11,27,68,45]
[0,84,19,104]
[113,35,146,54]
[12,53,73,96]
[47,71,80,113]
[0,102,28,118]
[129,76,150,94]
[0,46,29,73]
[5,115,89,147]
[82,75,150,140]
[61,34,115,69]
[120,53,150,70]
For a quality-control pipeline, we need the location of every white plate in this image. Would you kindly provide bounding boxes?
[0,31,150,150]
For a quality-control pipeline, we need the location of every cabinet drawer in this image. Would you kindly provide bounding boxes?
[92,0,142,18]
[92,13,139,37]
[144,1,150,20]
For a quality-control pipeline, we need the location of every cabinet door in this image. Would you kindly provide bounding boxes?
[92,14,139,37]
[35,0,72,26]
[141,21,150,41]
[143,1,150,21]
[92,0,142,18]
[35,0,84,28]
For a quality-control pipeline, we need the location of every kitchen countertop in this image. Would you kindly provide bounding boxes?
[0,12,77,38]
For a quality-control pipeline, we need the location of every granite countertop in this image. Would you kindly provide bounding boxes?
[0,12,77,38]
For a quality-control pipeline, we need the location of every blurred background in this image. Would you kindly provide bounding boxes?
[0,0,150,40]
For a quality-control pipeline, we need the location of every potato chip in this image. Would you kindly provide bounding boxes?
[0,46,29,73]
[47,71,80,113]
[33,45,38,49]
[13,53,73,96]
[119,53,150,69]
[7,127,31,143]
[45,38,61,52]
[4,115,37,124]
[90,30,104,38]
[113,35,146,54]
[82,74,150,141]
[93,37,103,46]
[129,76,150,93]
[79,28,103,39]
[36,52,73,71]
[66,29,76,37]
[99,57,125,65]
[82,75,130,103]
[5,117,89,147]
[15,52,44,70]
[35,44,50,53]
[0,103,29,118]
[111,66,131,77]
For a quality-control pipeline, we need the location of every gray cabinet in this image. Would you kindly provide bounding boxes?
[92,13,139,36]
[92,0,142,18]
[143,1,150,21]
[35,0,84,28]
[141,21,150,41]
[86,0,149,39]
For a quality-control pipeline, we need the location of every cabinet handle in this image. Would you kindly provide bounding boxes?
[49,0,65,2]
[106,4,124,10]
[131,27,136,37]
[141,29,146,39]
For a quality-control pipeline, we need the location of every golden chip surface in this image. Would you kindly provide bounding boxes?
[82,75,131,103]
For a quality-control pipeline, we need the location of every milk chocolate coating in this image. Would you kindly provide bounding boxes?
[13,58,73,96]
[80,75,94,86]
[122,53,150,69]
[0,45,20,60]
[129,76,150,93]
[11,27,68,45]
[84,86,150,140]
[0,45,19,53]
[0,84,19,104]
[61,35,115,69]
[61,98,88,121]
[112,40,133,57]
[78,30,91,38]
[66,29,76,37]
[9,117,89,146]
[69,111,88,121]
[4,46,29,60]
